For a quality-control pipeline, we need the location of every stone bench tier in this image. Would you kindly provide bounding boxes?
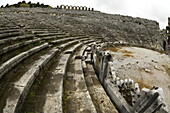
[0,38,41,55]
[0,32,22,39]
[0,29,20,34]
[0,35,34,45]
[0,43,49,79]
[3,48,59,113]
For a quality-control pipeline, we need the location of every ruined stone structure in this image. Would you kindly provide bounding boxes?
[162,17,170,53]
[0,7,169,113]
[91,42,170,113]
[56,5,94,11]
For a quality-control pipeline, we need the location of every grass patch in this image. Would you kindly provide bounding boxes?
[120,50,133,54]
[103,47,122,52]
[135,79,152,90]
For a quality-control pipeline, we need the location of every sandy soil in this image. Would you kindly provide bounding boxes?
[106,46,170,107]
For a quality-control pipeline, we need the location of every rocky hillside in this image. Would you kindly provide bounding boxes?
[0,8,160,48]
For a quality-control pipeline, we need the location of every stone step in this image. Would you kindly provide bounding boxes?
[40,44,84,112]
[83,63,119,113]
[36,33,66,37]
[42,34,70,41]
[20,40,89,113]
[50,36,89,45]
[42,53,71,113]
[0,26,20,30]
[0,43,49,79]
[3,48,59,113]
[63,45,97,113]
[0,29,20,34]
[0,32,22,39]
[0,38,41,55]
[31,30,62,34]
[0,35,34,45]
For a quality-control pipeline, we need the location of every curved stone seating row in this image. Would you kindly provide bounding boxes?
[0,32,22,39]
[0,38,41,56]
[0,35,91,112]
[0,43,49,79]
[0,29,20,34]
[42,41,97,113]
[56,5,94,11]
[42,34,70,41]
[63,44,97,113]
[3,47,59,113]
[31,29,61,34]
[49,36,88,45]
[36,32,66,37]
[0,35,34,45]
[0,26,20,30]
[58,37,90,50]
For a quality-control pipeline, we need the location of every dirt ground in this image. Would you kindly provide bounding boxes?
[106,46,170,107]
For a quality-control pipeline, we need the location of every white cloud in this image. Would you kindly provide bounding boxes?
[0,0,169,29]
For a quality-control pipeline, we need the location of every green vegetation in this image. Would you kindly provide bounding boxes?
[2,1,52,8]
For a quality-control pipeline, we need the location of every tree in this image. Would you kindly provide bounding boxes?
[28,1,31,4]
[1,5,3,8]
[40,3,45,8]
[5,4,9,8]
[22,1,26,4]
[36,2,40,7]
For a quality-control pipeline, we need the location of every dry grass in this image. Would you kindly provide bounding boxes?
[120,50,134,54]
[135,79,152,90]
[104,47,122,52]
[122,54,134,57]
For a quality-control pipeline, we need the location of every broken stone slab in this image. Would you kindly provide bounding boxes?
[0,43,49,79]
[134,93,159,113]
[104,79,132,113]
[3,48,59,113]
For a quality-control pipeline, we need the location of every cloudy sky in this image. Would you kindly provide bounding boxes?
[0,0,169,29]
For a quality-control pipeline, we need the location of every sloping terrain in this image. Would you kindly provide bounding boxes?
[0,8,160,48]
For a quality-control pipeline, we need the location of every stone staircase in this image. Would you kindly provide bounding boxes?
[0,22,119,113]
